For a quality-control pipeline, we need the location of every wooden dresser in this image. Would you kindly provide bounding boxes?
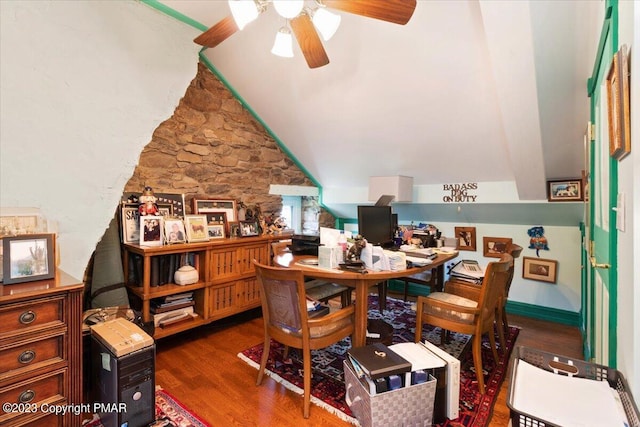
[0,271,83,427]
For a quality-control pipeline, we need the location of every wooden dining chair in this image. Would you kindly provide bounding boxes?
[253,261,355,418]
[270,241,352,307]
[414,254,512,394]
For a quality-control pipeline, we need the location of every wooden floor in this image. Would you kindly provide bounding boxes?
[154,296,583,426]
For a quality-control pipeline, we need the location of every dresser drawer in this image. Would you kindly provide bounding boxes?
[0,297,65,338]
[0,369,66,423]
[0,335,65,380]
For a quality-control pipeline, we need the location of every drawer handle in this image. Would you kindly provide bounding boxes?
[19,390,35,403]
[18,350,36,364]
[19,310,37,325]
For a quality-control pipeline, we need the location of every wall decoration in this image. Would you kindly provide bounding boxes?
[122,192,184,216]
[606,44,631,161]
[454,226,476,251]
[192,198,237,222]
[240,221,260,237]
[523,256,558,284]
[482,236,512,258]
[140,216,163,247]
[441,182,478,203]
[527,226,549,257]
[207,224,225,239]
[547,179,583,202]
[164,218,186,244]
[184,215,209,243]
[2,233,56,284]
[229,222,241,238]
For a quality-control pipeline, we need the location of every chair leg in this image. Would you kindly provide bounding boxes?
[257,336,271,386]
[302,347,312,418]
[414,299,423,342]
[341,289,352,307]
[488,329,500,363]
[378,281,388,312]
[472,334,485,394]
[501,306,509,336]
[402,279,409,301]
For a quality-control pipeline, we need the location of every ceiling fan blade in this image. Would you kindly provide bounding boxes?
[290,13,330,69]
[194,16,239,48]
[322,0,417,25]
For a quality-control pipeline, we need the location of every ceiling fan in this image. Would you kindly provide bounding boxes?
[194,0,417,69]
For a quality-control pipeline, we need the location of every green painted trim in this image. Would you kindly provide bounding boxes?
[141,0,208,31]
[388,279,431,298]
[587,5,612,96]
[505,301,581,327]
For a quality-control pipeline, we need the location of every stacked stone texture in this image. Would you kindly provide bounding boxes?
[125,62,335,228]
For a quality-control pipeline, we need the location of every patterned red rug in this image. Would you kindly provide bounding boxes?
[238,295,519,426]
[82,386,210,427]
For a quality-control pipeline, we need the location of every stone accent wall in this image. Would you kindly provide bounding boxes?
[125,62,334,228]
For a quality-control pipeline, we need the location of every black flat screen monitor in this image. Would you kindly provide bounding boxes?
[357,205,394,247]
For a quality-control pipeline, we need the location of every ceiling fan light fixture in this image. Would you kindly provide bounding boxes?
[273,0,304,19]
[228,0,260,30]
[312,7,340,41]
[271,26,294,58]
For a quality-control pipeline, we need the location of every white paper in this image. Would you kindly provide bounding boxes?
[389,342,445,370]
[512,360,628,427]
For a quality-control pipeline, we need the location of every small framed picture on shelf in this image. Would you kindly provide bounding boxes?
[140,216,163,247]
[547,179,582,202]
[523,257,558,284]
[482,236,513,258]
[454,226,476,251]
[120,203,140,244]
[184,215,209,243]
[192,198,237,222]
[207,224,225,239]
[164,218,186,244]
[229,222,241,238]
[239,221,260,237]
[2,233,56,284]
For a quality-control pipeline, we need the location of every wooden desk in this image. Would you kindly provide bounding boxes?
[274,251,458,347]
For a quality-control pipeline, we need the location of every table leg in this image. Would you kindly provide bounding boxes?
[353,278,370,348]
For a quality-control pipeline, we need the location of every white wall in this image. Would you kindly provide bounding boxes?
[0,1,200,279]
[615,0,638,401]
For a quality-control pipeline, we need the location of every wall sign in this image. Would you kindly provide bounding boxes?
[442,183,478,203]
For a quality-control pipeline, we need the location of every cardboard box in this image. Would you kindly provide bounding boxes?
[90,317,154,357]
[344,360,436,427]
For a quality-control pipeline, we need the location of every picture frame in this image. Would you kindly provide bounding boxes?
[229,222,241,238]
[164,218,186,244]
[2,233,56,284]
[606,45,631,161]
[140,216,163,247]
[122,192,185,217]
[120,203,140,244]
[239,221,260,237]
[483,236,513,258]
[184,215,209,242]
[547,179,583,202]
[522,256,558,284]
[207,224,225,240]
[454,226,476,251]
[192,198,237,222]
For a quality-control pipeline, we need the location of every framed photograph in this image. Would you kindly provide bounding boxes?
[140,216,163,247]
[184,215,209,242]
[523,256,558,284]
[229,222,241,238]
[164,218,186,244]
[483,237,513,258]
[192,198,237,222]
[454,226,476,251]
[606,45,631,161]
[239,221,260,237]
[2,233,55,284]
[207,224,225,239]
[547,179,583,202]
[120,203,140,244]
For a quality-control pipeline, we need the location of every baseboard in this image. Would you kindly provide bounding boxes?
[505,300,581,327]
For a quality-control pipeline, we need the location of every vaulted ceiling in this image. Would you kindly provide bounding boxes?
[157,0,601,216]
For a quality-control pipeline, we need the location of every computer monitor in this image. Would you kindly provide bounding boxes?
[357,205,394,247]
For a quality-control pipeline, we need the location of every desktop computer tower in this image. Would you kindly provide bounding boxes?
[91,335,156,427]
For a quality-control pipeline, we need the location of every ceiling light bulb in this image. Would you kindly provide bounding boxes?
[273,0,304,19]
[271,27,294,58]
[312,8,341,41]
[228,0,259,30]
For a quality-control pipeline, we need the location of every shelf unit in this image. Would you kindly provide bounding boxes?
[122,234,291,339]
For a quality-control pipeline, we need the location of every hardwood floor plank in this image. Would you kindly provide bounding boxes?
[154,305,583,426]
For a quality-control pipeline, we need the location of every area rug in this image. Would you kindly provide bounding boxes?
[82,386,210,427]
[238,295,519,426]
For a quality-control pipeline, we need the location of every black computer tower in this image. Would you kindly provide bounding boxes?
[91,335,156,427]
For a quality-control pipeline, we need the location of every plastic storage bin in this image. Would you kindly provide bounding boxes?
[507,346,640,427]
[344,360,437,427]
